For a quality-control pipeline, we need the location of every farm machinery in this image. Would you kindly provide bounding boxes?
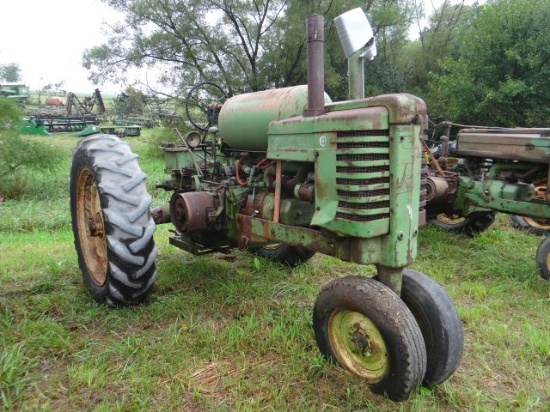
[424,122,550,280]
[69,9,463,401]
[27,89,105,133]
[0,83,30,105]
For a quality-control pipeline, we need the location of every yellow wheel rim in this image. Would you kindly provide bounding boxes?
[436,213,464,225]
[75,168,108,286]
[327,310,389,382]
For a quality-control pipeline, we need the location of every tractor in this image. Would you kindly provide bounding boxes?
[69,9,463,401]
[424,121,550,280]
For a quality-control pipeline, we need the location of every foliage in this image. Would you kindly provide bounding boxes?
[84,0,416,100]
[402,1,476,97]
[85,0,291,96]
[91,0,550,125]
[0,63,22,83]
[111,86,149,116]
[0,96,22,125]
[428,0,550,126]
[0,98,64,199]
[41,81,66,96]
[1,154,550,410]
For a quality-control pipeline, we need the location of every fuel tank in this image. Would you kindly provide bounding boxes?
[218,85,332,151]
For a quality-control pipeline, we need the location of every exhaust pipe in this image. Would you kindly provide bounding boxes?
[304,14,325,117]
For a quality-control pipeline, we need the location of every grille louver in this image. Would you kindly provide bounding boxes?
[335,131,390,223]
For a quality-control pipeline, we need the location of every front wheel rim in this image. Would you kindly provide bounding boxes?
[327,310,389,382]
[75,168,108,286]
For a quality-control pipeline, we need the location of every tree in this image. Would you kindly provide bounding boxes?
[428,0,550,127]
[0,63,22,83]
[84,0,289,97]
[113,87,148,116]
[84,0,416,100]
[401,1,476,97]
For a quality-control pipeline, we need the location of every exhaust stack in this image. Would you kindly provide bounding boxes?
[304,14,325,117]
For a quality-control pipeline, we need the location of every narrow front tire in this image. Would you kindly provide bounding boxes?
[313,276,426,401]
[399,269,464,386]
[535,236,550,280]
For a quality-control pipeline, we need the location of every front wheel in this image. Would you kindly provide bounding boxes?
[70,134,158,306]
[535,236,550,280]
[399,269,463,386]
[313,276,426,401]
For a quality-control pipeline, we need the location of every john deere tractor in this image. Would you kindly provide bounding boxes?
[69,9,463,401]
[425,121,550,280]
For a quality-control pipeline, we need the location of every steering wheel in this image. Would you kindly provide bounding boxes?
[184,82,228,132]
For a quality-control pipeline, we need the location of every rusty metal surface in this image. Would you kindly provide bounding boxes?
[425,174,458,204]
[219,86,331,151]
[150,203,171,225]
[171,192,215,233]
[305,14,325,117]
[456,131,550,163]
[240,190,274,221]
[236,214,351,260]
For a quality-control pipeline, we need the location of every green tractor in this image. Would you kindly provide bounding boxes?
[0,83,30,106]
[424,122,550,280]
[69,9,463,401]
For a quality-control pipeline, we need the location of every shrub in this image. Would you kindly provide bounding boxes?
[0,97,64,199]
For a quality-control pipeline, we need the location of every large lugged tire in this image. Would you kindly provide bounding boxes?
[70,134,158,306]
[399,269,463,386]
[430,212,495,235]
[510,179,550,236]
[510,214,550,236]
[250,243,315,268]
[535,236,550,280]
[313,276,426,401]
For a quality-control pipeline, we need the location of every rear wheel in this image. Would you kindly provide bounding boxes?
[535,236,550,280]
[511,180,550,236]
[313,276,426,401]
[70,134,158,306]
[510,215,550,236]
[250,243,315,268]
[430,212,495,235]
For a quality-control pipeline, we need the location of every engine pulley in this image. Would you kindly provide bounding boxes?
[171,191,215,233]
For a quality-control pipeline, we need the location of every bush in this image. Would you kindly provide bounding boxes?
[143,126,189,160]
[0,97,64,199]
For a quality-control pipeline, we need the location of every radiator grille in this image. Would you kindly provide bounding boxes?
[334,131,391,223]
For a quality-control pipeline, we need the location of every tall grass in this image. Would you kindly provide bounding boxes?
[1,130,549,411]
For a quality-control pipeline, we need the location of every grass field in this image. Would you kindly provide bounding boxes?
[1,131,549,411]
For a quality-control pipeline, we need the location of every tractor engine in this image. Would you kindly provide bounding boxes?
[150,9,430,284]
[153,80,428,276]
